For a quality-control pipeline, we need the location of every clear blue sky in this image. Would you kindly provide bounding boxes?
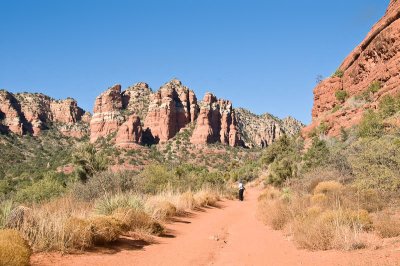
[0,0,389,124]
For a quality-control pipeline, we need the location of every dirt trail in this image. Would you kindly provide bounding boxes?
[32,186,400,266]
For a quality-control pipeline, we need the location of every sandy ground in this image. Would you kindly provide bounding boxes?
[32,187,400,266]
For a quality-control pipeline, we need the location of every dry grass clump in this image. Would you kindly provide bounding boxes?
[313,181,343,195]
[373,213,400,238]
[193,189,220,207]
[145,198,177,220]
[258,199,291,230]
[112,209,164,236]
[89,216,123,245]
[94,194,144,216]
[64,217,93,249]
[0,229,32,266]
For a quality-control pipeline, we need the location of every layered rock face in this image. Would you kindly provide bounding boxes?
[191,93,242,147]
[90,84,125,142]
[0,90,88,137]
[303,0,400,137]
[115,115,143,148]
[236,108,304,148]
[144,79,199,142]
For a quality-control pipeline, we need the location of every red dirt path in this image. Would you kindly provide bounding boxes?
[31,187,400,266]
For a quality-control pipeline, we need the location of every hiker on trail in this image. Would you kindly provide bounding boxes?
[238,180,245,201]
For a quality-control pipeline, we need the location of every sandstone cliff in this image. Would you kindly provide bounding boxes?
[190,93,242,147]
[303,0,400,137]
[236,108,304,148]
[144,79,199,143]
[0,89,89,137]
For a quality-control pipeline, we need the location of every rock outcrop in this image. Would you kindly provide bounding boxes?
[303,0,400,137]
[0,89,88,137]
[235,108,304,148]
[144,79,199,143]
[191,93,242,147]
[115,115,143,148]
[90,84,125,142]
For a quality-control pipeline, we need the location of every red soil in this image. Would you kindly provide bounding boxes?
[31,187,400,266]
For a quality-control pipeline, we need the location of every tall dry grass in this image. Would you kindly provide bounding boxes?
[0,229,32,266]
[258,182,382,251]
[3,186,224,253]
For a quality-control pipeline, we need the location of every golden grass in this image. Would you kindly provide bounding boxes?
[89,216,123,245]
[258,199,290,230]
[145,198,177,220]
[0,229,32,266]
[112,208,164,236]
[193,189,220,207]
[313,181,343,195]
[373,213,400,238]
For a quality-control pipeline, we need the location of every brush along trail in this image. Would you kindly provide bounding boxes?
[32,185,400,266]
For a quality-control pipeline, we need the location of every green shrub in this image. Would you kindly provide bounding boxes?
[368,81,381,94]
[332,69,344,78]
[378,94,400,118]
[15,174,66,203]
[268,158,297,186]
[335,90,348,103]
[357,110,384,138]
[303,138,330,170]
[348,137,400,192]
[73,143,108,182]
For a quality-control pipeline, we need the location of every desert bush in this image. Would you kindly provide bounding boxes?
[348,137,400,192]
[379,94,400,118]
[303,138,330,170]
[267,158,297,186]
[357,110,384,138]
[14,174,66,204]
[335,90,348,103]
[94,194,144,216]
[368,81,381,94]
[0,229,32,266]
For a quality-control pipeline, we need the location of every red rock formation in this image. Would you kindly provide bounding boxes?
[0,90,88,137]
[90,84,125,142]
[191,92,242,146]
[144,79,198,142]
[0,90,23,135]
[304,0,400,137]
[115,115,143,148]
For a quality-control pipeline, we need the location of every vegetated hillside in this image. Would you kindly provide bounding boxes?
[303,0,400,138]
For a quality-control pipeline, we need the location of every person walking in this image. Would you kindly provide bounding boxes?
[238,180,245,201]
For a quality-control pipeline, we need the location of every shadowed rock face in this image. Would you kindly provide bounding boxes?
[303,0,400,137]
[144,79,199,143]
[191,92,243,147]
[115,115,143,148]
[0,89,88,137]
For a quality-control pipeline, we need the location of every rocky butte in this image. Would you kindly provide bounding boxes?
[0,89,90,137]
[0,81,304,148]
[303,0,400,137]
[89,79,304,148]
